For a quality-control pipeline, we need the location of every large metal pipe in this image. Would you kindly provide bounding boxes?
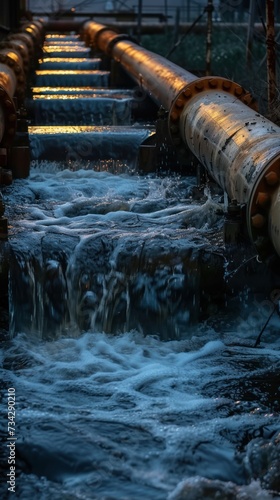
[8,32,35,61]
[0,20,45,148]
[178,85,280,257]
[82,21,198,109]
[0,63,17,98]
[21,21,45,47]
[0,63,17,147]
[0,48,25,103]
[0,39,30,74]
[0,106,5,145]
[82,22,254,110]
[0,34,30,147]
[82,21,280,260]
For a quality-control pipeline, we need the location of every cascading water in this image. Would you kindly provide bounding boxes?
[0,31,279,500]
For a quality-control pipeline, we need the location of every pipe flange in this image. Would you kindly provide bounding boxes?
[0,52,25,104]
[247,156,280,258]
[8,33,34,59]
[0,41,29,74]
[0,85,17,147]
[90,26,112,50]
[81,21,95,46]
[21,22,45,46]
[168,76,257,153]
[104,34,133,57]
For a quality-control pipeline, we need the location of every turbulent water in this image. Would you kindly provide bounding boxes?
[0,32,280,500]
[1,319,280,499]
[1,164,280,500]
[5,165,221,338]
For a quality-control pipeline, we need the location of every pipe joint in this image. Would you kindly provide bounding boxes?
[21,21,45,47]
[0,49,26,104]
[248,155,280,258]
[103,34,134,57]
[0,40,29,74]
[82,21,134,55]
[168,76,257,148]
[8,33,35,61]
[82,22,110,48]
[91,26,112,50]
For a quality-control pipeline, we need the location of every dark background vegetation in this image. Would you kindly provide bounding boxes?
[141,27,278,120]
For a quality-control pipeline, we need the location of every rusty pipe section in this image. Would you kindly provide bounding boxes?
[0,20,45,148]
[176,83,280,258]
[82,21,199,109]
[0,40,30,75]
[174,86,280,259]
[82,21,280,260]
[0,48,26,104]
[0,64,18,148]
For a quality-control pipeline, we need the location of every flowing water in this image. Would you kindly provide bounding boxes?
[0,33,280,500]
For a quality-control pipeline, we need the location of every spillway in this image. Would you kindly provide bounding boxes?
[1,21,280,339]
[0,18,279,500]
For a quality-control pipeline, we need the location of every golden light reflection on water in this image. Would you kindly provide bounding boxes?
[32,94,86,100]
[39,58,95,64]
[36,70,107,76]
[32,94,129,100]
[44,41,82,45]
[32,87,103,93]
[32,94,91,100]
[45,34,80,39]
[45,42,81,45]
[29,126,154,136]
[45,33,80,40]
[28,125,111,134]
[43,46,89,52]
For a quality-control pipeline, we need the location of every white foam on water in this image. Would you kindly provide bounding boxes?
[1,165,280,499]
[6,168,217,236]
[1,328,280,499]
[168,477,278,500]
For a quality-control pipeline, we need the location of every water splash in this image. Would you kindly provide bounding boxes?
[6,169,225,339]
[1,330,279,498]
